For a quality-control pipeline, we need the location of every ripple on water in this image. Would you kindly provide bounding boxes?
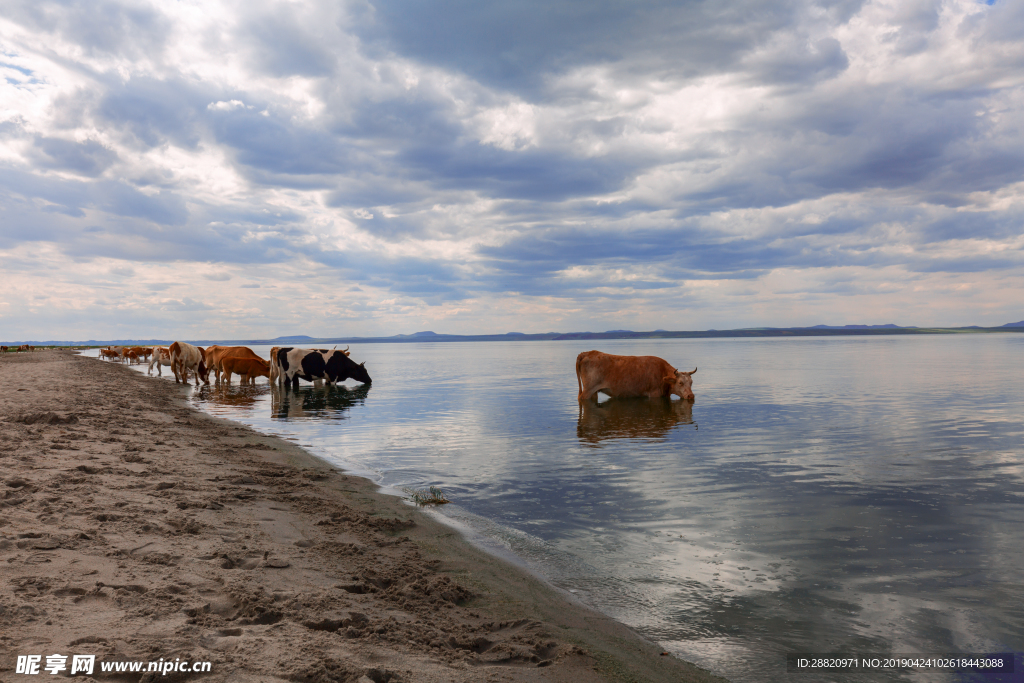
[84,335,1024,683]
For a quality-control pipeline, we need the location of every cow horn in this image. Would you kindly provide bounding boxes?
[689,367,697,375]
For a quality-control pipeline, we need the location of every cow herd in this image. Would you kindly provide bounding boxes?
[99,346,153,364]
[99,342,374,390]
[97,343,697,402]
[1,345,37,352]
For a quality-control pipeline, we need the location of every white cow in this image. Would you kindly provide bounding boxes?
[148,346,172,376]
[169,341,208,386]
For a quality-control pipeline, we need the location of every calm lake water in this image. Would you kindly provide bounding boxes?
[88,336,1024,682]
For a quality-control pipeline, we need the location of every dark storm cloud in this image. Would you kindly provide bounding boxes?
[312,247,468,298]
[325,178,432,209]
[97,182,188,225]
[97,77,213,150]
[0,164,296,261]
[474,195,1024,296]
[359,0,832,97]
[211,108,359,176]
[240,10,337,78]
[3,0,170,58]
[1,163,188,227]
[921,211,1021,243]
[665,81,1024,214]
[967,0,1024,45]
[205,206,304,227]
[745,36,849,84]
[31,136,118,176]
[478,225,798,278]
[399,143,636,202]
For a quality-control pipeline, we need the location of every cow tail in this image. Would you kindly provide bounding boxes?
[575,353,583,399]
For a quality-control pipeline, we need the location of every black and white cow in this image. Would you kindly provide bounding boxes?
[274,348,372,388]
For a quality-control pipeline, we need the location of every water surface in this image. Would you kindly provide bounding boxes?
[89,336,1024,681]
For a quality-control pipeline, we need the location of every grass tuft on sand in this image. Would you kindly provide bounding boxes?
[406,485,450,506]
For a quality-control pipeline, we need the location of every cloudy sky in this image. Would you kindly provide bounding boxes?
[2,0,1023,340]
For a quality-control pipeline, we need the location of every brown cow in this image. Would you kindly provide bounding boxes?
[204,345,263,383]
[221,356,270,384]
[169,341,208,386]
[576,351,696,402]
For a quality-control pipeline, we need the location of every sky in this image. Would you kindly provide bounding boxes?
[2,0,1023,341]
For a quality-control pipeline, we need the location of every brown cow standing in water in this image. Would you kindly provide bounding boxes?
[220,356,271,384]
[204,345,263,383]
[576,351,696,401]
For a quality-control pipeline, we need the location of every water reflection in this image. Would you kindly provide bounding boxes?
[271,384,371,420]
[577,397,694,445]
[193,382,270,410]
[133,337,1024,683]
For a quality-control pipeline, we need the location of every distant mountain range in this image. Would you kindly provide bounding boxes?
[5,322,1024,346]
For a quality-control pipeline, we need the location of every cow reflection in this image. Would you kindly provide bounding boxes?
[577,397,694,445]
[194,382,268,409]
[271,384,371,420]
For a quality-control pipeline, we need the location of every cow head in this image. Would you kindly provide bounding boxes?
[349,359,372,385]
[197,347,211,384]
[663,367,696,401]
[324,350,372,385]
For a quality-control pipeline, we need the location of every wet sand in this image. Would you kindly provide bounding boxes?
[0,350,726,683]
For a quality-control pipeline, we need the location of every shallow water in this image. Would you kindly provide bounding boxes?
[88,336,1024,682]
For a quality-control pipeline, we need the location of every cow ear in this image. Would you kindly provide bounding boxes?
[663,375,676,384]
[359,362,365,367]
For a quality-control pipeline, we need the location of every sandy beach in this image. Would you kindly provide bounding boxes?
[1,351,725,683]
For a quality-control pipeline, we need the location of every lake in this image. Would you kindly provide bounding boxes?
[88,335,1024,681]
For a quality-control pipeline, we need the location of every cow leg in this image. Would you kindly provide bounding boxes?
[291,375,299,389]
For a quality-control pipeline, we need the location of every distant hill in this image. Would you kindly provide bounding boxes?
[8,323,1024,347]
[808,324,907,329]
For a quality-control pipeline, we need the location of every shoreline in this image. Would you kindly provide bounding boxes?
[1,350,726,683]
